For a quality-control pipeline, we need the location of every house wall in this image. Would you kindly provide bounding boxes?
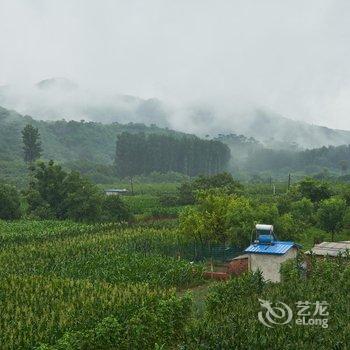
[227,257,248,276]
[249,248,297,282]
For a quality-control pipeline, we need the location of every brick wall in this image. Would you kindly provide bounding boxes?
[227,257,248,276]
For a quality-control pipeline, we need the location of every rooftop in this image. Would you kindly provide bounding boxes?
[245,241,300,255]
[105,189,128,192]
[305,241,350,257]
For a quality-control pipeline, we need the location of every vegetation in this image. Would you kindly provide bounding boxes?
[0,183,21,220]
[0,275,192,350]
[0,228,204,288]
[231,141,350,178]
[22,124,42,163]
[1,107,350,349]
[179,192,255,247]
[25,161,132,222]
[115,132,231,182]
[317,197,347,241]
[0,220,120,246]
[182,257,350,349]
[177,172,243,205]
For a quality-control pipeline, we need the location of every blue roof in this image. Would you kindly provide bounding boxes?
[244,241,299,255]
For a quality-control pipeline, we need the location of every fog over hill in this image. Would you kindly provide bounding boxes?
[2,2,350,150]
[1,78,350,150]
[0,79,170,127]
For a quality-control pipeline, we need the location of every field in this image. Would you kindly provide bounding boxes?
[0,221,203,349]
[1,218,350,349]
[2,178,350,349]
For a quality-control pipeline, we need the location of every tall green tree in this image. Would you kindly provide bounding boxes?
[22,124,42,163]
[317,197,347,241]
[179,191,254,247]
[297,178,332,203]
[26,161,102,221]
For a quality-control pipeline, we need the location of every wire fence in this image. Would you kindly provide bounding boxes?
[171,243,243,262]
[131,241,243,262]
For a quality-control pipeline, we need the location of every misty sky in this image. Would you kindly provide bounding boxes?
[1,0,350,129]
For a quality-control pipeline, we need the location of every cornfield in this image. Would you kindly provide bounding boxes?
[0,220,121,247]
[0,221,201,349]
[0,274,191,349]
[0,227,204,288]
[2,219,348,349]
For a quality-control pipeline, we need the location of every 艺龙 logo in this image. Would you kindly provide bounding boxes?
[258,298,293,328]
[258,299,329,328]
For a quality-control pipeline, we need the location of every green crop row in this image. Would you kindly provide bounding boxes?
[0,220,121,247]
[0,274,191,350]
[0,228,204,289]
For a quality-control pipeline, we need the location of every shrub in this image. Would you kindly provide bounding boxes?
[0,183,21,220]
[101,195,132,222]
[26,161,104,222]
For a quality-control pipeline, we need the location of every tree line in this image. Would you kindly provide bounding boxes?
[115,132,231,181]
[243,144,350,174]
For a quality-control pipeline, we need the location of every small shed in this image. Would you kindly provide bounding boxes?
[105,189,129,196]
[244,224,301,282]
[227,254,249,276]
[305,241,350,258]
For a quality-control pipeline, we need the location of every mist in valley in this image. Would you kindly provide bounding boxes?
[1,0,350,149]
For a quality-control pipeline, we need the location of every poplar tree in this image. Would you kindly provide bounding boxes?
[22,124,42,163]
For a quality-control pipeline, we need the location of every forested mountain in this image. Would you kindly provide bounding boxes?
[3,79,350,150]
[0,106,183,164]
[0,106,229,185]
[3,103,350,186]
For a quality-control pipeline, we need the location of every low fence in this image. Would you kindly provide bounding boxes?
[124,235,243,263]
[159,243,242,262]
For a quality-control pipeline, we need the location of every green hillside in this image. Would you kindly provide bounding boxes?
[0,106,186,186]
[0,106,186,163]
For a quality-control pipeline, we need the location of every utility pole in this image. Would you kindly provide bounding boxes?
[288,173,291,191]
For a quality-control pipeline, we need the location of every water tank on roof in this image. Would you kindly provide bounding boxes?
[256,224,273,235]
[258,234,274,244]
[255,224,276,245]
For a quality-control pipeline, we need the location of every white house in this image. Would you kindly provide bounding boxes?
[244,224,301,282]
[105,189,129,196]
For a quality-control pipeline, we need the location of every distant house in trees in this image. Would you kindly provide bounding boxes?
[105,189,129,196]
[305,241,350,258]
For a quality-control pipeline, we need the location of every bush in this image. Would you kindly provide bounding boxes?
[0,183,21,220]
[158,193,179,207]
[177,173,243,205]
[101,195,132,222]
[26,161,104,222]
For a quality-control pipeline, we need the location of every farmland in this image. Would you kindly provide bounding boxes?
[1,175,350,349]
[1,218,349,349]
[0,222,201,349]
